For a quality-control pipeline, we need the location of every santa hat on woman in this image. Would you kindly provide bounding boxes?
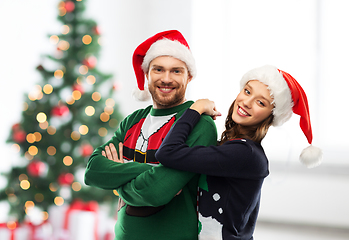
[132,30,196,101]
[240,65,322,168]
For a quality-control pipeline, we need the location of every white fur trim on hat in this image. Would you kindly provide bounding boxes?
[132,87,151,101]
[141,38,196,79]
[240,65,293,126]
[300,145,323,168]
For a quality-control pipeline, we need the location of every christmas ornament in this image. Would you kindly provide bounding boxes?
[64,1,75,13]
[82,56,97,69]
[92,26,100,35]
[27,160,47,177]
[13,130,27,143]
[51,105,70,117]
[80,144,94,157]
[58,173,74,186]
[72,84,84,95]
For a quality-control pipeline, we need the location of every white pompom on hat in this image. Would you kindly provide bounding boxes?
[240,65,322,168]
[132,30,196,101]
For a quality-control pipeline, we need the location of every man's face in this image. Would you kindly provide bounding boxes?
[146,56,192,109]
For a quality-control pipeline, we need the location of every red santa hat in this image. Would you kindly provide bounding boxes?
[240,65,322,168]
[132,30,196,101]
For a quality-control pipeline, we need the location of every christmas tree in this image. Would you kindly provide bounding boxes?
[1,0,123,223]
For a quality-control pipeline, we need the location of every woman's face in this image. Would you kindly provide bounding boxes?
[232,80,274,126]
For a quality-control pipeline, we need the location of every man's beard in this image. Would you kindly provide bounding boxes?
[149,84,186,109]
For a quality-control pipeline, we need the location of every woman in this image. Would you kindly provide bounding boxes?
[155,65,322,240]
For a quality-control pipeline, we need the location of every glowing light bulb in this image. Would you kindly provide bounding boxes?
[47,126,56,135]
[54,70,64,79]
[54,196,64,206]
[71,131,80,141]
[49,183,58,192]
[26,133,36,143]
[34,132,42,142]
[98,127,108,137]
[61,25,70,35]
[20,180,30,190]
[36,112,47,123]
[91,92,101,102]
[19,174,28,181]
[58,40,70,51]
[72,182,81,191]
[106,98,115,107]
[63,156,73,166]
[50,35,59,44]
[85,106,95,116]
[11,144,20,153]
[43,84,53,94]
[39,121,49,130]
[82,35,92,45]
[72,90,81,100]
[25,201,35,210]
[79,125,89,135]
[28,146,38,156]
[79,65,88,75]
[104,106,114,115]
[47,146,57,156]
[86,75,96,85]
[100,112,110,122]
[7,221,17,230]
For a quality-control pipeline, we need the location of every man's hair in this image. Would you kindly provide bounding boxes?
[219,100,274,145]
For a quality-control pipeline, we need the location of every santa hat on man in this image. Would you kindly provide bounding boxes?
[132,30,196,101]
[240,65,322,168]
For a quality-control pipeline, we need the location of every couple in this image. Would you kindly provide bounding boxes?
[84,30,322,240]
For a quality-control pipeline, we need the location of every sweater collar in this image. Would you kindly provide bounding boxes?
[150,101,193,116]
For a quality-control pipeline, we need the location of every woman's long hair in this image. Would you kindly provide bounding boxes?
[219,100,274,145]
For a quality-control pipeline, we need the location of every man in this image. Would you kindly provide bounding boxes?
[84,30,217,239]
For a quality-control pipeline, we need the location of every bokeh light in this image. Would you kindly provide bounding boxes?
[39,121,49,130]
[85,106,95,116]
[49,35,59,44]
[82,35,92,45]
[98,127,108,137]
[79,65,88,75]
[79,125,89,135]
[47,126,57,135]
[54,196,64,206]
[54,70,64,79]
[20,180,30,190]
[72,182,82,191]
[91,92,101,102]
[61,25,70,35]
[58,40,70,51]
[43,84,53,94]
[72,90,82,100]
[71,131,80,141]
[36,112,47,123]
[28,146,38,156]
[47,146,57,156]
[63,156,73,166]
[86,75,96,85]
[106,98,115,107]
[100,112,110,122]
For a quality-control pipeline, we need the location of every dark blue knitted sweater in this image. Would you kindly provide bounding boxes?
[156,109,269,240]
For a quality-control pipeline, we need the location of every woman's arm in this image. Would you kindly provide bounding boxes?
[156,106,264,178]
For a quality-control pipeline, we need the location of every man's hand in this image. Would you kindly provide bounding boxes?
[102,142,124,163]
